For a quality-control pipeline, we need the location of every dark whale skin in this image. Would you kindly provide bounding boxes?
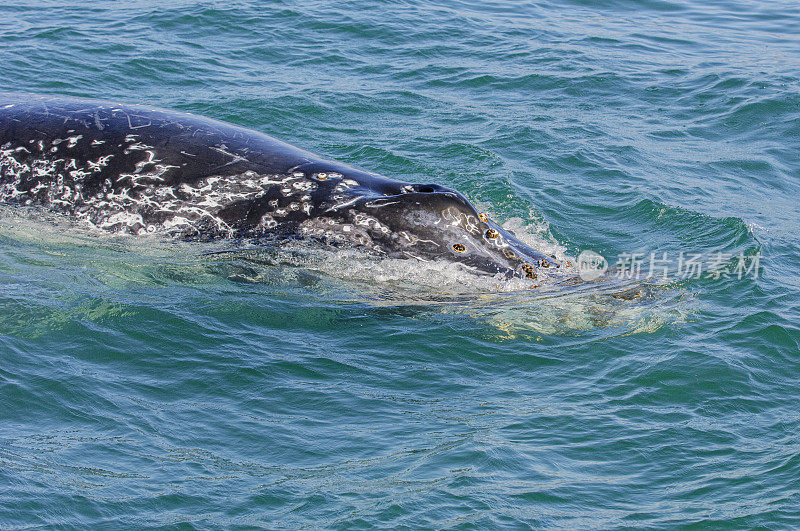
[0,93,560,278]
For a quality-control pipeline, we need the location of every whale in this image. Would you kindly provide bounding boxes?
[0,94,561,279]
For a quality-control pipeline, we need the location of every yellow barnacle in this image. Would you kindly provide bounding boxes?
[485,229,499,239]
[522,263,536,279]
[317,172,328,181]
[452,243,466,253]
[478,212,488,223]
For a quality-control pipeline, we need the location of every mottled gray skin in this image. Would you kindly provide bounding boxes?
[0,94,559,278]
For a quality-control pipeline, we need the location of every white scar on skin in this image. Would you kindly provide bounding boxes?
[0,140,324,238]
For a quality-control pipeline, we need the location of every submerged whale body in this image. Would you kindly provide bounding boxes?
[0,94,561,279]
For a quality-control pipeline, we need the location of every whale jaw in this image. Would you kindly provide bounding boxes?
[297,184,560,279]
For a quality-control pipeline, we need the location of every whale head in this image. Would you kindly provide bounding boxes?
[304,174,561,279]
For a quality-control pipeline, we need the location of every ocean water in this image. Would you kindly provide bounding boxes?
[1,0,799,527]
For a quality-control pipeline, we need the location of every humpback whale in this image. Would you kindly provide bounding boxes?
[0,94,561,279]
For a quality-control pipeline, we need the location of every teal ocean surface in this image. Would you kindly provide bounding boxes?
[1,0,799,527]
